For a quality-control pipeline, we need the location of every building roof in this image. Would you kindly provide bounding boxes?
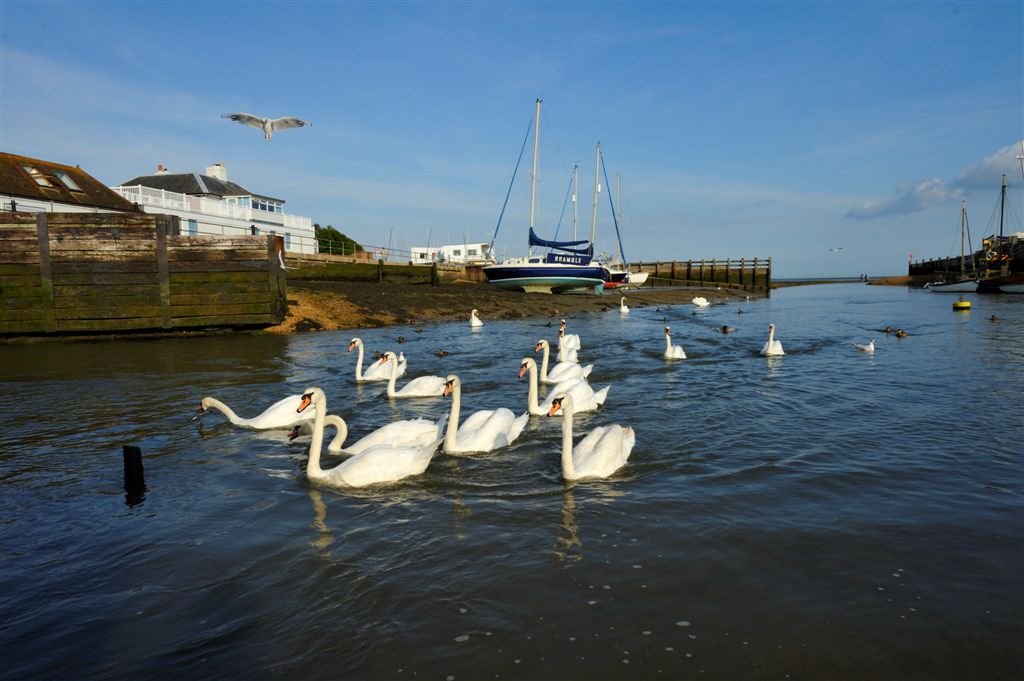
[117,171,282,202]
[0,152,137,212]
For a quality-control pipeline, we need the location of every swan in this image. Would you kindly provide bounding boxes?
[547,392,635,481]
[534,339,593,384]
[854,339,876,353]
[470,309,484,327]
[441,375,528,454]
[760,323,785,356]
[556,330,579,364]
[291,412,447,455]
[664,326,686,359]
[198,393,316,430]
[558,320,581,351]
[348,337,406,381]
[296,387,441,487]
[692,296,710,308]
[519,357,609,416]
[380,351,446,398]
[619,297,630,314]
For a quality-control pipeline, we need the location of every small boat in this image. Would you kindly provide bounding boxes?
[925,201,979,292]
[483,100,608,294]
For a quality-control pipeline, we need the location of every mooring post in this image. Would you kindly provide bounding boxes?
[377,258,384,282]
[123,445,145,499]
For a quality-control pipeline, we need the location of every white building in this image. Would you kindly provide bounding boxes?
[410,241,491,264]
[111,163,317,254]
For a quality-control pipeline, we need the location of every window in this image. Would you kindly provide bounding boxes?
[53,171,83,191]
[453,249,462,256]
[468,248,478,256]
[21,165,55,188]
[188,219,198,235]
[284,233,291,249]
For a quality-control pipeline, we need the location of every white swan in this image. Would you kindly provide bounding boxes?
[534,339,593,384]
[381,351,446,398]
[198,394,316,430]
[296,387,441,487]
[558,319,581,351]
[348,337,406,381]
[692,296,710,308]
[519,357,609,416]
[291,412,447,455]
[761,323,785,356]
[556,330,579,364]
[664,326,686,359]
[548,392,635,481]
[441,375,528,454]
[470,308,484,327]
[620,297,630,314]
[854,339,876,354]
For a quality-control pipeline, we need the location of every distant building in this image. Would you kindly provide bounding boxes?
[411,241,491,264]
[111,163,316,254]
[0,152,137,213]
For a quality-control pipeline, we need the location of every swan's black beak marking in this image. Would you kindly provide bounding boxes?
[547,397,563,417]
[443,380,454,397]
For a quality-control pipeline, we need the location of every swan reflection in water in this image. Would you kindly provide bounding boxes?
[554,487,582,564]
[307,488,336,554]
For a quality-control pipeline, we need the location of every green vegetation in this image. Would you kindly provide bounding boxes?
[314,224,363,256]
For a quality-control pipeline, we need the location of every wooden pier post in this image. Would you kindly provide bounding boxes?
[123,445,146,501]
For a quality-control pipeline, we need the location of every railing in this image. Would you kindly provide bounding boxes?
[631,257,772,292]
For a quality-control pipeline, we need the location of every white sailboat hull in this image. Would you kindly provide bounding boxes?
[924,279,978,292]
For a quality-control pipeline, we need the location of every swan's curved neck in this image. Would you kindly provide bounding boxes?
[353,342,365,380]
[307,396,328,481]
[386,354,398,396]
[526,362,542,415]
[539,342,550,380]
[557,339,569,363]
[444,381,461,452]
[324,415,348,451]
[665,332,672,354]
[560,400,576,480]
[203,397,241,425]
[768,326,775,345]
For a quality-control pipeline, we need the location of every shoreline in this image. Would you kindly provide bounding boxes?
[264,281,762,334]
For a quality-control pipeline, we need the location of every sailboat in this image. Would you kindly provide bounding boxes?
[483,100,609,294]
[598,171,648,289]
[924,200,979,292]
[977,174,1024,293]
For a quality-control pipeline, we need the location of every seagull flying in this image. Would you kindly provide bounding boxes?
[221,113,312,141]
[828,246,844,252]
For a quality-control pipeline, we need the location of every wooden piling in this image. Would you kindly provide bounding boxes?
[123,445,145,496]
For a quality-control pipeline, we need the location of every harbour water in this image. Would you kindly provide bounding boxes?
[1,283,1021,679]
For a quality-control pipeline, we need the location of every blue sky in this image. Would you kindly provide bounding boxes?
[2,1,1021,277]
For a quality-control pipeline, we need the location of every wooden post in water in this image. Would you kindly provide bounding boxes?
[686,260,692,282]
[711,258,716,286]
[740,258,745,289]
[377,258,384,282]
[123,445,145,500]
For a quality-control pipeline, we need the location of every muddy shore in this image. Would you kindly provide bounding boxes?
[265,281,760,333]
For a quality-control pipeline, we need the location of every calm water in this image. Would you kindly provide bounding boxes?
[1,284,1021,680]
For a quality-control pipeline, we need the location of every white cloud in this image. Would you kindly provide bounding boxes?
[952,140,1024,190]
[845,140,1023,219]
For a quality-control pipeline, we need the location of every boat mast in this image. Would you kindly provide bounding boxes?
[590,142,601,245]
[999,174,1006,239]
[960,201,966,277]
[572,163,579,241]
[528,98,541,254]
[615,172,624,263]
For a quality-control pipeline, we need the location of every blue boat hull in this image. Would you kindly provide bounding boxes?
[483,261,607,294]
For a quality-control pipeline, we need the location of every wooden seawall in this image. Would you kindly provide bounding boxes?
[632,258,771,292]
[0,212,286,335]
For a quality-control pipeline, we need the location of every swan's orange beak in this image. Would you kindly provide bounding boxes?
[547,397,563,417]
[347,341,356,352]
[298,393,313,413]
[378,355,389,365]
[518,363,528,379]
[443,380,454,397]
[534,342,543,352]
